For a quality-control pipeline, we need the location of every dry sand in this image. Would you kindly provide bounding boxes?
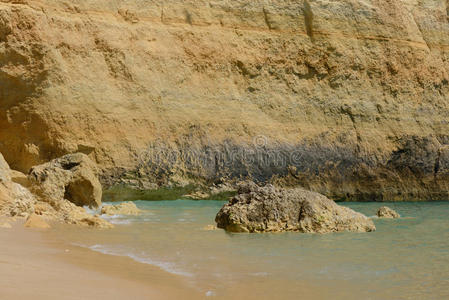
[0,218,202,300]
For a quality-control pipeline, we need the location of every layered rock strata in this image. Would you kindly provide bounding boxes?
[0,0,448,200]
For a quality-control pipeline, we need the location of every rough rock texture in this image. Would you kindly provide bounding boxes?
[0,0,448,201]
[26,153,113,228]
[101,202,141,216]
[29,153,102,208]
[215,183,375,233]
[10,170,31,187]
[59,201,113,228]
[377,206,400,218]
[0,153,35,217]
[0,151,112,228]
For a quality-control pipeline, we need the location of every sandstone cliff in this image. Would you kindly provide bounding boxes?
[0,0,448,201]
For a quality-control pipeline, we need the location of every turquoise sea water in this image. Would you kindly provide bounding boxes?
[61,201,449,299]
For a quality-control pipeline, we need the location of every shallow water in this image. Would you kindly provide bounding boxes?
[57,201,449,299]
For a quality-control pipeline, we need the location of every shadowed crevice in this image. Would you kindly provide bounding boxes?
[263,8,273,30]
[446,0,449,22]
[303,0,314,41]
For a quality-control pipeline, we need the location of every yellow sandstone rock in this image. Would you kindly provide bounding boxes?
[101,202,142,216]
[0,0,448,201]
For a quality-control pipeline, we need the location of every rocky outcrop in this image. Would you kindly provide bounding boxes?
[0,151,112,228]
[215,183,375,233]
[0,0,448,201]
[377,206,400,219]
[29,153,102,208]
[26,153,113,228]
[101,202,142,216]
[0,153,35,217]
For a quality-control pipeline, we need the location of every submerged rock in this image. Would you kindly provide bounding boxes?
[377,206,400,218]
[215,183,375,233]
[101,202,142,216]
[24,213,51,229]
[29,153,102,208]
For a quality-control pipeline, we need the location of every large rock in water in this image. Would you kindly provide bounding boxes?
[216,183,375,233]
[29,153,102,208]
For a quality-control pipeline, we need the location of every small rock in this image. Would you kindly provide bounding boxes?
[101,202,142,216]
[24,213,51,229]
[184,191,210,200]
[203,225,217,231]
[377,206,400,218]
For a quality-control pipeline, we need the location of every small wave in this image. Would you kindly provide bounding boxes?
[101,214,123,219]
[75,243,193,277]
[108,219,132,225]
[83,206,101,215]
[99,214,134,225]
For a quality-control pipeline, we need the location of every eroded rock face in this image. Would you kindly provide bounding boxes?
[0,0,448,201]
[101,202,142,216]
[377,206,400,219]
[216,183,375,233]
[29,153,102,208]
[0,153,35,217]
[0,151,113,228]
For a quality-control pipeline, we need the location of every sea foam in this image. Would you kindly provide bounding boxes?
[75,243,193,277]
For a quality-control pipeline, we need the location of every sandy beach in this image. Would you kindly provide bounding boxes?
[0,218,201,300]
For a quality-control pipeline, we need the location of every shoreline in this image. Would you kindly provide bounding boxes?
[0,218,202,300]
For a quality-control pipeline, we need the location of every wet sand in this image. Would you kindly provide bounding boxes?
[0,219,201,300]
